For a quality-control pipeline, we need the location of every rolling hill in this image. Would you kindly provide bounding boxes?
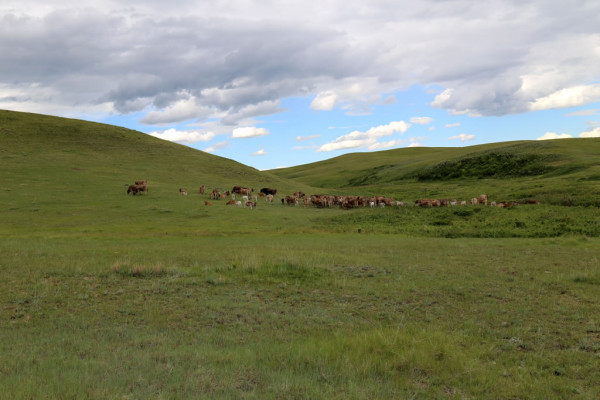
[0,109,313,201]
[2,109,599,208]
[270,138,600,205]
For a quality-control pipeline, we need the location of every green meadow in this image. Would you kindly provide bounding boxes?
[1,110,600,399]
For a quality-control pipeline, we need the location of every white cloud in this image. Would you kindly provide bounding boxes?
[148,128,215,144]
[407,142,422,148]
[445,123,461,128]
[204,141,229,153]
[368,139,404,151]
[447,133,475,142]
[252,149,267,156]
[296,134,321,141]
[293,144,319,150]
[565,109,598,117]
[310,91,338,111]
[530,85,600,112]
[381,95,397,105]
[140,95,214,125]
[317,121,410,152]
[410,116,433,125]
[536,132,573,140]
[579,127,600,138]
[231,127,270,139]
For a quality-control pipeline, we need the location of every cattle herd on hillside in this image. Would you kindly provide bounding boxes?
[127,181,540,209]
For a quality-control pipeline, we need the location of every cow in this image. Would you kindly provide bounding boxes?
[134,180,148,194]
[266,194,274,204]
[478,194,489,206]
[233,186,254,196]
[210,188,220,200]
[523,199,540,205]
[226,199,236,205]
[127,184,144,195]
[260,188,277,196]
[415,199,432,207]
[179,188,188,195]
[293,191,306,199]
[246,201,257,209]
[286,195,298,206]
[303,197,309,208]
[204,201,212,206]
[199,185,205,195]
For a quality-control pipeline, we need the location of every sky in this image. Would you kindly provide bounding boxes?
[1,0,599,170]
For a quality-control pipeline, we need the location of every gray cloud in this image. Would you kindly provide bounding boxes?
[2,0,600,123]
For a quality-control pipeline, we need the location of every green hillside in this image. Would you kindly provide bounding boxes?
[0,110,315,204]
[270,139,600,205]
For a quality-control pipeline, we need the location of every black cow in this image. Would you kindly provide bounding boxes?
[260,187,277,196]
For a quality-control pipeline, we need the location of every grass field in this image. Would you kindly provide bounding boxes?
[1,110,600,398]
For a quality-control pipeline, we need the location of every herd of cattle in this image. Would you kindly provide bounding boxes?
[127,181,539,209]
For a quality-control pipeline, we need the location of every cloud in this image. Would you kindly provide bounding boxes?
[296,134,321,141]
[410,116,433,125]
[530,85,600,112]
[220,100,284,125]
[231,127,270,139]
[140,95,214,125]
[445,122,461,128]
[317,121,410,152]
[252,149,267,156]
[293,144,319,150]
[536,132,573,140]
[204,141,229,153]
[310,91,338,111]
[447,133,475,142]
[565,109,598,117]
[148,128,215,143]
[579,127,600,138]
[380,95,397,105]
[2,0,600,127]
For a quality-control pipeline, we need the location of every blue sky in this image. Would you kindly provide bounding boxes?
[2,1,599,170]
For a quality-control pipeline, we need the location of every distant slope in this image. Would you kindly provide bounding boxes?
[270,140,600,187]
[0,110,313,201]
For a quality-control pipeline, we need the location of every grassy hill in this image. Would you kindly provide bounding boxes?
[0,109,312,196]
[269,139,600,205]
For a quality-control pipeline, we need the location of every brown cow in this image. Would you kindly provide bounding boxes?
[286,195,298,206]
[134,180,148,194]
[226,199,236,205]
[199,185,205,195]
[415,198,432,207]
[179,188,188,195]
[127,184,144,195]
[232,186,254,195]
[205,201,212,206]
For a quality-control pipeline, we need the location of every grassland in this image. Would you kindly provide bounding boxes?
[1,110,600,399]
